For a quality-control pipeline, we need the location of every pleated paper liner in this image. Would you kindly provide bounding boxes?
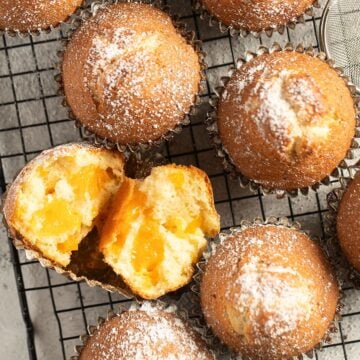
[70,300,218,360]
[0,0,86,38]
[0,142,170,300]
[192,0,321,38]
[192,217,344,360]
[205,42,360,199]
[55,0,207,159]
[326,167,360,289]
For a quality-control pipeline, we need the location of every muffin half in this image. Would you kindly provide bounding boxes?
[100,164,220,299]
[3,143,124,267]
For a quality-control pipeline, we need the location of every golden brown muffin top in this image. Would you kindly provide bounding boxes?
[201,0,315,32]
[62,2,201,145]
[0,0,83,32]
[337,172,360,271]
[217,51,356,190]
[200,225,339,360]
[79,305,214,360]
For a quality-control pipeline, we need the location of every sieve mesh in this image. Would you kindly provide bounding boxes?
[320,0,360,91]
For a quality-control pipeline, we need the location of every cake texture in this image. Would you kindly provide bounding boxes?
[337,172,360,272]
[78,303,214,360]
[200,224,339,360]
[3,143,124,267]
[0,0,83,32]
[200,0,315,32]
[61,2,201,145]
[99,164,220,299]
[217,50,356,191]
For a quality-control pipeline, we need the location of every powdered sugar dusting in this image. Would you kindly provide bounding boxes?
[0,0,82,30]
[221,52,329,155]
[229,256,313,338]
[73,3,201,144]
[83,305,213,360]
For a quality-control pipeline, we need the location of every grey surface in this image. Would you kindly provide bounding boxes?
[0,0,360,359]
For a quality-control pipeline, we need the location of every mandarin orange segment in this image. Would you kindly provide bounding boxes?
[68,165,112,199]
[168,171,185,189]
[131,219,164,285]
[31,198,82,238]
[99,178,146,252]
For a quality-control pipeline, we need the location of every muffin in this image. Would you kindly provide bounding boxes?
[216,49,356,191]
[61,2,202,146]
[100,164,220,299]
[0,0,83,33]
[3,143,124,267]
[76,303,214,360]
[200,224,339,360]
[336,172,360,272]
[200,0,315,33]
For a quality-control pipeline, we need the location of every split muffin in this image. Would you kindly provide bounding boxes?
[200,224,339,360]
[200,0,315,33]
[3,143,124,267]
[337,172,360,272]
[0,0,83,33]
[216,50,356,191]
[3,143,220,299]
[62,2,202,146]
[78,303,214,360]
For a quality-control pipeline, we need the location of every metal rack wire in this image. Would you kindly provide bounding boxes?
[1,1,359,359]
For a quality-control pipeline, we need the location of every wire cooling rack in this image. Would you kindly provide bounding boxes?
[0,1,360,359]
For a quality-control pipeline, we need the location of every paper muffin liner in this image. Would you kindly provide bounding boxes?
[0,141,170,300]
[193,0,321,38]
[192,217,344,359]
[326,168,360,289]
[70,300,217,360]
[206,42,360,199]
[0,1,86,38]
[55,0,207,159]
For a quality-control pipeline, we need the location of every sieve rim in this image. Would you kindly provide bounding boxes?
[319,0,360,93]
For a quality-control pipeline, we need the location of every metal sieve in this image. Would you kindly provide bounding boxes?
[320,0,360,92]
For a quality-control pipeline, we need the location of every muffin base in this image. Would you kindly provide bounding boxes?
[192,216,343,359]
[56,0,207,158]
[326,170,360,289]
[206,42,360,198]
[193,0,321,38]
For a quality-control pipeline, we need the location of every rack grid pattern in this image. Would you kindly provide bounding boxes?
[0,1,359,359]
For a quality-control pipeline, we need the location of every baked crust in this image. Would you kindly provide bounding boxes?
[0,0,83,32]
[217,51,356,190]
[337,172,360,271]
[79,306,214,360]
[62,2,201,145]
[200,0,315,32]
[200,225,339,360]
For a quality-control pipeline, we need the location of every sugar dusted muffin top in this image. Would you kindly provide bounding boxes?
[200,225,339,360]
[200,0,315,32]
[0,0,83,32]
[217,51,356,190]
[62,2,201,145]
[79,304,214,360]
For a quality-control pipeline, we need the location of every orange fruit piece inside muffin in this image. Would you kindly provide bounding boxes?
[3,143,124,267]
[99,164,220,299]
